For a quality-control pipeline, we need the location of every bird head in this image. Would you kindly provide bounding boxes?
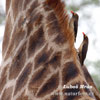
[71,10,79,20]
[82,32,88,41]
[71,11,74,15]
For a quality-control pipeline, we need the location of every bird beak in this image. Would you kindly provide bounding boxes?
[82,32,85,36]
[71,11,74,14]
[82,32,87,38]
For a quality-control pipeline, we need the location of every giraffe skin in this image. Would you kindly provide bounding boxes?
[0,0,99,100]
[81,65,100,100]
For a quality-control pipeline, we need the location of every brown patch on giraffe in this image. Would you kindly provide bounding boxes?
[27,13,43,36]
[36,72,59,97]
[47,12,57,22]
[0,65,9,93]
[29,65,51,95]
[46,13,61,36]
[2,13,12,56]
[63,83,81,100]
[28,26,45,57]
[62,62,79,85]
[34,46,52,69]
[47,19,60,36]
[12,0,23,20]
[48,52,61,69]
[26,0,39,17]
[9,42,26,80]
[54,33,67,45]
[1,86,13,100]
[35,14,43,26]
[16,90,28,100]
[14,63,32,95]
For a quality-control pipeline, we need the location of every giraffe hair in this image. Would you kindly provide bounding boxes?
[46,0,74,45]
[45,0,76,62]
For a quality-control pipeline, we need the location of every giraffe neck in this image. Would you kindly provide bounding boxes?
[81,65,100,100]
[0,0,99,100]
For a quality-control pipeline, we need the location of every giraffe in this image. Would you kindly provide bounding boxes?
[0,0,100,100]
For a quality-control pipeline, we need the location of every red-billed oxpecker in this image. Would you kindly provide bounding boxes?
[78,32,89,66]
[70,11,79,42]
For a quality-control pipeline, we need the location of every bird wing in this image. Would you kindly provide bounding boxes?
[74,20,78,37]
[81,42,88,65]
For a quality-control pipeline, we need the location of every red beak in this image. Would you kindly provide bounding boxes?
[82,32,85,36]
[71,11,74,14]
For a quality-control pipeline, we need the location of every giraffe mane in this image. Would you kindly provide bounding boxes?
[45,0,77,62]
[45,0,74,46]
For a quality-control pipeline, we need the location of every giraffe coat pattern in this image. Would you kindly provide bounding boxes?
[0,0,100,100]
